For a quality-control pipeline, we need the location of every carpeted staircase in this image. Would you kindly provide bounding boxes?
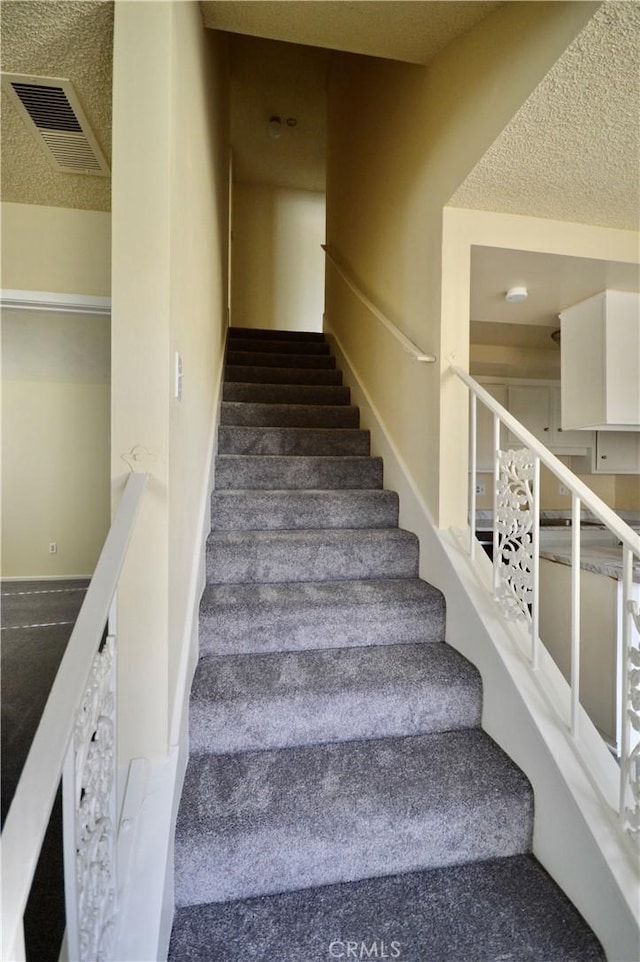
[169,328,604,961]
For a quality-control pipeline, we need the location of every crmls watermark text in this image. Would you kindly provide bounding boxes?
[328,940,402,959]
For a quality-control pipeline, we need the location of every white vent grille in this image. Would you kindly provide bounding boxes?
[2,73,110,177]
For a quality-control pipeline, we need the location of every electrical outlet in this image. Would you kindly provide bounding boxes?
[559,484,569,496]
[49,542,57,554]
[174,351,183,401]
[475,482,486,496]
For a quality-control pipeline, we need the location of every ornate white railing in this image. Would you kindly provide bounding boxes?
[322,244,437,363]
[451,366,640,842]
[1,472,147,962]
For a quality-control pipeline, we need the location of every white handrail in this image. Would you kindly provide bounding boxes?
[451,363,640,839]
[451,365,640,555]
[322,244,436,363]
[1,472,147,962]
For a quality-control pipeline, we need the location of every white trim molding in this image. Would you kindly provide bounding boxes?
[1,289,111,316]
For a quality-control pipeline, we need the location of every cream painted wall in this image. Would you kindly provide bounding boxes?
[1,381,110,577]
[1,202,111,295]
[325,2,598,527]
[1,204,111,578]
[231,184,325,332]
[111,1,228,761]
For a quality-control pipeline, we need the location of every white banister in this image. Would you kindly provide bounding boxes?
[1,472,147,962]
[455,362,640,836]
[322,244,436,363]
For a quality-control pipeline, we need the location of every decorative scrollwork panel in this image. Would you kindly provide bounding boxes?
[495,448,536,624]
[623,600,640,844]
[66,634,117,961]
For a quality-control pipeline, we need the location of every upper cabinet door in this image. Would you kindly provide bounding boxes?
[506,385,551,445]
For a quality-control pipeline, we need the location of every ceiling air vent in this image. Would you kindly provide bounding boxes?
[2,73,110,177]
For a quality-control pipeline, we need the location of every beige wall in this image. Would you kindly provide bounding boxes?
[111,0,228,760]
[1,202,111,294]
[325,2,597,527]
[1,203,111,578]
[231,184,325,332]
[1,380,110,577]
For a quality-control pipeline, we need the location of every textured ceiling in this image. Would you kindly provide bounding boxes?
[450,2,640,230]
[1,0,113,212]
[202,1,503,65]
[231,35,327,191]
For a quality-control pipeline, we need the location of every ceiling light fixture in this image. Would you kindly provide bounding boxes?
[505,286,528,303]
[268,116,282,140]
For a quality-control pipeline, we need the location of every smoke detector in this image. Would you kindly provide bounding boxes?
[2,73,110,176]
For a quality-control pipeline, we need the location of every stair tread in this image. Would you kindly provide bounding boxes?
[226,351,336,369]
[214,454,383,491]
[217,426,370,456]
[189,642,481,754]
[199,577,446,654]
[228,338,330,355]
[229,327,325,342]
[225,365,342,385]
[169,855,605,962]
[174,728,533,905]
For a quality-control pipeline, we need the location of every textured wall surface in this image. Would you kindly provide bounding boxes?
[450,3,640,230]
[1,0,112,211]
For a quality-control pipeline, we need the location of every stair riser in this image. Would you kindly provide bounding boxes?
[226,352,336,370]
[214,456,382,491]
[211,491,399,530]
[229,328,325,343]
[217,427,370,457]
[206,534,419,584]
[229,339,330,356]
[225,366,342,386]
[189,645,482,755]
[222,383,350,406]
[220,403,359,429]
[174,731,533,906]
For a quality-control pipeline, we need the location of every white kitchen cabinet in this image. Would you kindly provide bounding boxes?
[593,431,640,473]
[472,382,508,471]
[506,384,592,454]
[560,290,640,430]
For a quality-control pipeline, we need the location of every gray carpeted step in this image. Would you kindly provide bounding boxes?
[217,426,370,457]
[226,351,336,370]
[189,643,482,755]
[220,401,359,428]
[206,528,419,584]
[225,365,342,386]
[173,728,533,906]
[229,327,325,342]
[228,338,330,356]
[169,855,606,962]
[215,455,382,491]
[199,578,446,655]
[211,490,398,530]
[222,382,350,406]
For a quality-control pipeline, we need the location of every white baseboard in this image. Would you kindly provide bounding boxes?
[326,322,640,962]
[1,575,92,583]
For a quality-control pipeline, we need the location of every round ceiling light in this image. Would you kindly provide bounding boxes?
[505,286,528,303]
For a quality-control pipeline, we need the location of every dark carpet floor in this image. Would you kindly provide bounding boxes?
[1,579,88,962]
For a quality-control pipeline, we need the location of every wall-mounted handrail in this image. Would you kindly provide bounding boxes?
[451,363,640,841]
[1,471,147,962]
[322,244,436,363]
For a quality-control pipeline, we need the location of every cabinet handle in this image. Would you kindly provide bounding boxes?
[543,427,549,432]
[601,455,607,460]
[558,428,563,432]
